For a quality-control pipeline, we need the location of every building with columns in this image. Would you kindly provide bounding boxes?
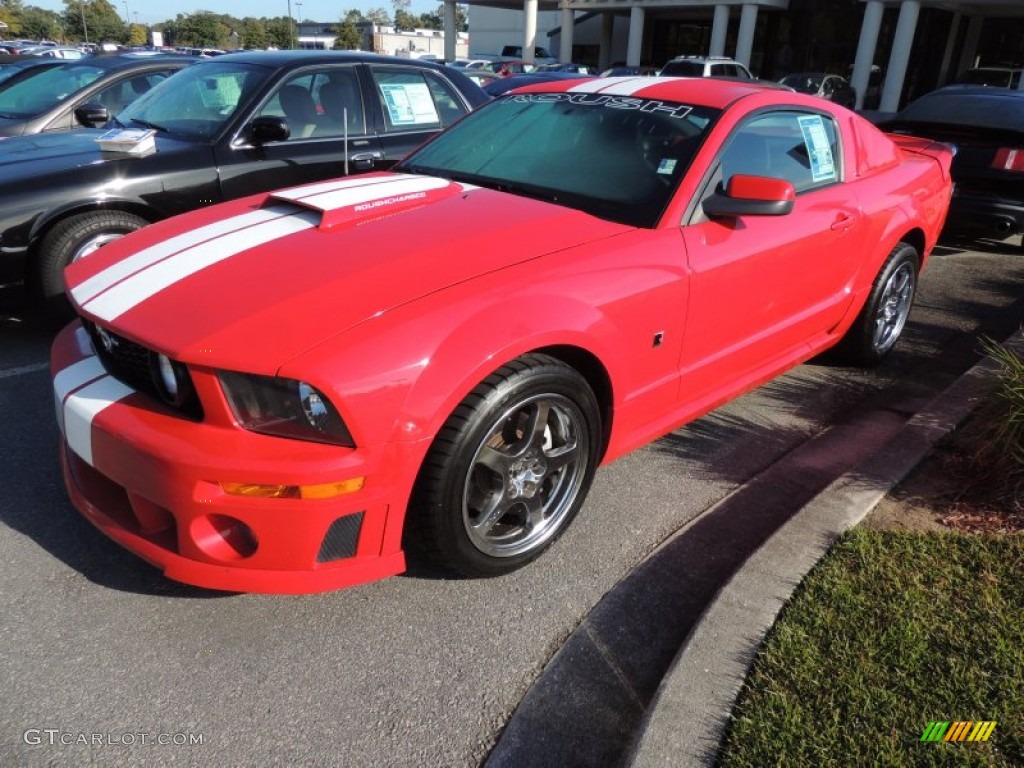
[443,0,1024,110]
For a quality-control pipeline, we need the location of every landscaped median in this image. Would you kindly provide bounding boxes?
[718,337,1024,767]
[717,529,1023,767]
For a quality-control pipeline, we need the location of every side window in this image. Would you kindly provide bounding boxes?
[257,67,367,141]
[370,66,449,133]
[720,111,839,193]
[423,72,468,126]
[257,73,319,139]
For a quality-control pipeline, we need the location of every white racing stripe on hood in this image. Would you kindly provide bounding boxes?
[276,176,451,213]
[82,213,318,322]
[272,172,423,202]
[71,206,294,307]
[567,78,651,95]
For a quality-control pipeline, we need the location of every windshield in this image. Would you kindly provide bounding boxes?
[0,62,106,117]
[399,92,719,228]
[660,61,705,77]
[118,61,269,141]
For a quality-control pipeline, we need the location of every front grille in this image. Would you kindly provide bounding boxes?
[81,318,204,420]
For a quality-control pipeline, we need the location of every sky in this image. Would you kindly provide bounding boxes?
[29,1,444,27]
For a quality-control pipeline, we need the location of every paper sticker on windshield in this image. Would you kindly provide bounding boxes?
[657,158,677,175]
[380,82,439,126]
[797,115,836,183]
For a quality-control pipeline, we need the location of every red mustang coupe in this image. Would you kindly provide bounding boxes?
[51,77,953,593]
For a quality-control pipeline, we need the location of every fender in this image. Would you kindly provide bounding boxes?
[27,195,161,246]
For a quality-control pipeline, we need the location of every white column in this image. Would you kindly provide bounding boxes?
[523,0,538,65]
[851,0,884,110]
[936,12,960,86]
[599,12,614,71]
[955,15,984,76]
[709,4,729,57]
[443,0,457,63]
[627,6,644,67]
[735,4,757,68]
[560,1,574,63]
[879,0,920,113]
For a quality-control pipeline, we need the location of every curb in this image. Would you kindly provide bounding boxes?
[627,330,1023,767]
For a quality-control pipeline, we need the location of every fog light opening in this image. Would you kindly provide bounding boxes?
[190,514,258,561]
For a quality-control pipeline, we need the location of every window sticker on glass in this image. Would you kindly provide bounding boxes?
[796,114,836,183]
[380,82,439,126]
[657,158,677,175]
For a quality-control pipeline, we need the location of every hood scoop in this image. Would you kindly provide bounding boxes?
[265,173,463,230]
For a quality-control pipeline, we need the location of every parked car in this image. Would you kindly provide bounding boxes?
[25,45,88,59]
[0,53,191,137]
[955,67,1024,90]
[51,77,952,593]
[659,55,754,80]
[486,60,536,77]
[878,85,1024,247]
[779,72,856,108]
[482,71,595,97]
[462,69,501,89]
[0,50,489,319]
[601,65,658,77]
[0,53,63,87]
[500,45,557,64]
[536,63,597,75]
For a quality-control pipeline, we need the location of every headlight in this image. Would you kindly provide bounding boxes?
[218,371,355,447]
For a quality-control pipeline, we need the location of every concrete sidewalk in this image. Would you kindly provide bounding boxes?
[487,331,1021,768]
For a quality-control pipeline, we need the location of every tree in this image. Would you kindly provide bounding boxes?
[0,0,25,36]
[365,7,390,25]
[238,17,268,50]
[334,20,361,50]
[172,11,229,48]
[62,0,127,44]
[393,9,417,31]
[264,16,292,49]
[127,22,146,46]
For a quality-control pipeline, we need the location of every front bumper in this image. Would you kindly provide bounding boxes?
[51,322,409,594]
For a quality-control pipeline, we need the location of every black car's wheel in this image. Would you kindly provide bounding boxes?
[835,241,919,366]
[37,211,148,322]
[409,353,601,577]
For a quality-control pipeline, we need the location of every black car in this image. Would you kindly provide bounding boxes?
[0,50,489,318]
[0,53,192,136]
[779,72,857,109]
[878,85,1024,247]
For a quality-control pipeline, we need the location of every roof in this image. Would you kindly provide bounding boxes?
[508,75,785,110]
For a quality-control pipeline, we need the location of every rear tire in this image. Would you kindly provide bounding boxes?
[834,241,919,366]
[407,353,601,577]
[36,211,148,325]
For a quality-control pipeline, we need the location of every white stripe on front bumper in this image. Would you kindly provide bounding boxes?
[62,375,135,467]
[53,356,106,435]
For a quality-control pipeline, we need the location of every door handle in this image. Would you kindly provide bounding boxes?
[350,151,384,162]
[830,213,857,231]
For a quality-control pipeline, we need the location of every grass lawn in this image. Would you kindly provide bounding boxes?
[717,529,1024,767]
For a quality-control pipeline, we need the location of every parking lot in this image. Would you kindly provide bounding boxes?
[2,237,1022,766]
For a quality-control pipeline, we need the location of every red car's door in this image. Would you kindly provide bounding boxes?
[678,110,866,403]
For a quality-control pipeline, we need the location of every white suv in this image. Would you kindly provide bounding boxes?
[658,56,754,80]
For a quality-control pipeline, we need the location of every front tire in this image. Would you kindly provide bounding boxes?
[835,241,919,366]
[408,353,601,577]
[36,210,148,324]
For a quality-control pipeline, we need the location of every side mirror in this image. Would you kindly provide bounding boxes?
[74,102,109,128]
[702,174,795,218]
[247,115,290,145]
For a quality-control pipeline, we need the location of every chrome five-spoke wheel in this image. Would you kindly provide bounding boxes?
[409,353,601,577]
